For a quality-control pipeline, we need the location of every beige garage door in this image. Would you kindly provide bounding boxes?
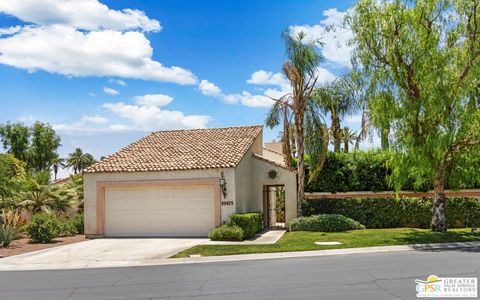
[104,185,215,237]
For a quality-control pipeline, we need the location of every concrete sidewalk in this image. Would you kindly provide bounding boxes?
[203,230,285,245]
[1,241,479,271]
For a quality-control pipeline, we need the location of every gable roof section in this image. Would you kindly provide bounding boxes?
[84,125,263,173]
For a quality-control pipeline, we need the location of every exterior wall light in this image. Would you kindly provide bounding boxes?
[219,171,227,197]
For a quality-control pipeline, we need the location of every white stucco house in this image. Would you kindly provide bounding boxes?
[83,125,297,237]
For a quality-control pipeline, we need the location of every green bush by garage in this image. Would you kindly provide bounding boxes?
[208,212,263,241]
[302,197,480,229]
[229,212,263,239]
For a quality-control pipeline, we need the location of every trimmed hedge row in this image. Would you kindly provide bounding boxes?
[302,197,480,229]
[230,212,263,239]
[289,214,365,232]
[305,151,480,193]
[208,225,244,241]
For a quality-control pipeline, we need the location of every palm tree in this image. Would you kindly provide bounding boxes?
[51,156,65,181]
[66,148,96,174]
[266,97,294,169]
[314,74,361,152]
[270,30,328,217]
[342,127,357,153]
[19,172,70,214]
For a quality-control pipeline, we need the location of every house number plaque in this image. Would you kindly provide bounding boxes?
[221,200,234,206]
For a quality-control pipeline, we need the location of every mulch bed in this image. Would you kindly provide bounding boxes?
[0,235,86,258]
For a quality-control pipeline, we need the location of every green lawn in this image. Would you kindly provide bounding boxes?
[172,228,480,258]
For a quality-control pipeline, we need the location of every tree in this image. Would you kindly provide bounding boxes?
[272,30,328,217]
[342,127,358,153]
[28,122,61,172]
[314,75,361,152]
[19,171,70,214]
[0,122,30,162]
[349,0,480,232]
[0,153,26,209]
[51,156,65,181]
[66,148,96,174]
[266,98,294,169]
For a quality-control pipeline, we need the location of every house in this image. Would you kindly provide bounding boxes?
[83,125,297,237]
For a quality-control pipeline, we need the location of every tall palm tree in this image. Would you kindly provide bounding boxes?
[314,74,361,152]
[342,127,357,153]
[272,30,328,217]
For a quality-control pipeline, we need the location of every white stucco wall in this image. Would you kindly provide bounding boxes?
[84,168,235,236]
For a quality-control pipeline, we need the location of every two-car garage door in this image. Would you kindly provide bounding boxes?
[104,185,215,237]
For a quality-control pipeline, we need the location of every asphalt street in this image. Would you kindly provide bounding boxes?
[0,247,478,300]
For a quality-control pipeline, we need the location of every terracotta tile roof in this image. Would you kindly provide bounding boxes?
[84,125,263,173]
[252,153,296,172]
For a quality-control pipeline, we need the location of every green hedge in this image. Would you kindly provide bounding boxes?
[208,225,244,241]
[230,212,263,239]
[289,214,365,232]
[302,197,480,229]
[305,150,480,193]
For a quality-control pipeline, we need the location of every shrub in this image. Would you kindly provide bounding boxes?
[0,226,15,248]
[230,212,263,239]
[57,217,76,237]
[26,214,60,243]
[289,214,365,232]
[208,225,244,241]
[302,197,480,229]
[71,213,84,234]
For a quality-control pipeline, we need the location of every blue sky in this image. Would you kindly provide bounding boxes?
[0,0,364,176]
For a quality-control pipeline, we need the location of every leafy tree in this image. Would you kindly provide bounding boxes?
[271,30,329,216]
[28,122,61,172]
[349,0,480,231]
[0,154,26,209]
[0,122,30,162]
[314,75,361,152]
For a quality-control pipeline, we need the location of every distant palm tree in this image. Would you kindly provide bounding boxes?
[314,75,361,152]
[342,127,358,153]
[51,156,65,181]
[66,148,96,174]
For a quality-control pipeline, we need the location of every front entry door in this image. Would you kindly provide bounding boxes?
[263,185,286,229]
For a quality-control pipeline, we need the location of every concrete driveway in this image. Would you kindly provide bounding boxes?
[0,238,207,271]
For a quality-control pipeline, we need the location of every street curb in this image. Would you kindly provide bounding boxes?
[1,241,479,271]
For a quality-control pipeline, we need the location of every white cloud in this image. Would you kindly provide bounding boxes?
[0,26,22,36]
[315,67,337,84]
[0,25,197,84]
[0,0,161,32]
[133,94,173,107]
[103,102,210,131]
[247,70,288,86]
[80,115,108,124]
[199,79,222,96]
[290,8,353,68]
[88,92,96,97]
[109,78,127,86]
[103,87,119,95]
